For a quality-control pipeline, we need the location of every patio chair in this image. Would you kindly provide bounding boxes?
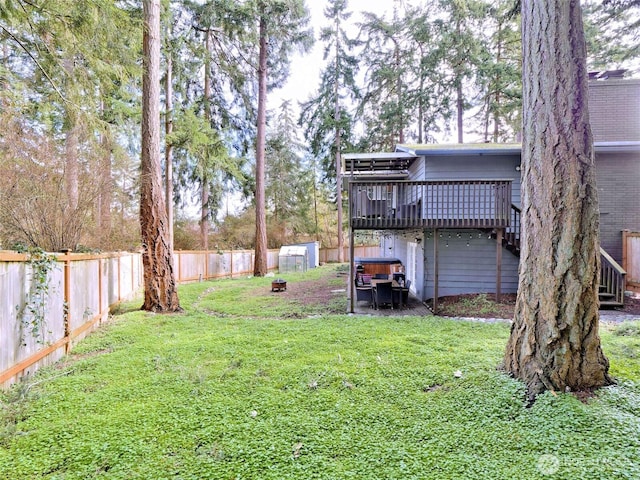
[373,281,393,309]
[404,280,411,304]
[355,279,373,306]
[393,279,411,308]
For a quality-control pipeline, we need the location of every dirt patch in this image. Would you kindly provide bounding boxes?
[619,294,640,315]
[268,267,640,319]
[433,293,516,319]
[270,270,347,309]
[434,292,640,319]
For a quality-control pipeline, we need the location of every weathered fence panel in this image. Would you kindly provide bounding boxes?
[0,259,67,388]
[623,230,640,289]
[174,249,279,283]
[319,245,380,263]
[2,246,344,388]
[1,252,143,388]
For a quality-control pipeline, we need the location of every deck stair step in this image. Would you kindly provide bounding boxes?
[489,229,520,257]
[599,299,624,308]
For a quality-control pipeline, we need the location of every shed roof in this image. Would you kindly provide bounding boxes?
[279,245,308,257]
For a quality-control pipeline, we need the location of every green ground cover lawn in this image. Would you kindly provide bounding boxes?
[1,266,639,479]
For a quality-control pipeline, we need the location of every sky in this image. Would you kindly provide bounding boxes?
[270,0,400,112]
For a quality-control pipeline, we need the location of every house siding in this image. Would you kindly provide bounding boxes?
[408,154,426,180]
[417,154,522,208]
[589,79,640,142]
[386,235,425,301]
[423,229,520,300]
[596,152,640,262]
[373,79,639,303]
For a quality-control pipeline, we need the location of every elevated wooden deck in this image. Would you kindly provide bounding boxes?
[348,179,513,230]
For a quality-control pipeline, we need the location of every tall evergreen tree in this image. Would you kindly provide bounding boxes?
[504,0,612,400]
[140,0,181,312]
[266,100,314,244]
[583,0,640,72]
[299,0,359,262]
[169,1,256,250]
[435,0,490,143]
[403,2,449,143]
[357,6,411,150]
[475,0,522,142]
[249,0,312,276]
[0,0,141,249]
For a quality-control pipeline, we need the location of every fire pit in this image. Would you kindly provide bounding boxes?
[271,278,287,292]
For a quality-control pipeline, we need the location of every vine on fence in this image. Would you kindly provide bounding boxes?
[15,247,58,345]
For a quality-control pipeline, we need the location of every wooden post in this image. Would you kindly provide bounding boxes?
[205,250,209,280]
[349,228,355,313]
[63,253,71,353]
[496,228,503,302]
[433,229,439,314]
[622,229,629,274]
[98,258,103,325]
[117,254,122,302]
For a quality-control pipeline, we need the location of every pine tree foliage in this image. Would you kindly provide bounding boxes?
[266,100,315,244]
[299,0,359,184]
[583,0,640,73]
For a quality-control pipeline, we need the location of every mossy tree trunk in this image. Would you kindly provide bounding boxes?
[140,0,181,312]
[504,0,613,400]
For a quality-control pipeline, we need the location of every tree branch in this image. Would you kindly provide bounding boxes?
[0,24,67,102]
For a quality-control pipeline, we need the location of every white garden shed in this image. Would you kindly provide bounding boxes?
[278,245,309,273]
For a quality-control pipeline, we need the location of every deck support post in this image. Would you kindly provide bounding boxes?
[433,229,439,314]
[496,228,503,302]
[349,227,355,313]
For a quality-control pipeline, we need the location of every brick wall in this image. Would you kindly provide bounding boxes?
[589,79,640,142]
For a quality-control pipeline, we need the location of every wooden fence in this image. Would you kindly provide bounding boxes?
[623,230,640,290]
[0,248,282,388]
[319,245,381,263]
[1,251,143,388]
[1,245,377,388]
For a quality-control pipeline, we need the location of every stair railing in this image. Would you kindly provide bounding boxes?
[504,204,521,251]
[600,248,626,305]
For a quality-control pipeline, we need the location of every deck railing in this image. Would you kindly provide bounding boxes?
[349,179,512,230]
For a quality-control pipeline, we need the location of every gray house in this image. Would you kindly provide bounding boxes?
[344,75,640,312]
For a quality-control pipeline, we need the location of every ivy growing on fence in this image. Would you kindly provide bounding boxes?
[15,247,58,345]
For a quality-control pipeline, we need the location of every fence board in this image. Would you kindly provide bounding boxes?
[1,247,336,387]
[623,231,640,288]
[1,252,143,388]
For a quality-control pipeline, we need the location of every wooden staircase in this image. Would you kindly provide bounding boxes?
[494,204,626,308]
[600,249,626,308]
[489,204,521,256]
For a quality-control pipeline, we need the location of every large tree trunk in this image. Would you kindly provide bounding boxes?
[164,23,174,250]
[201,30,212,252]
[253,10,268,276]
[65,116,80,213]
[455,19,463,144]
[504,0,612,400]
[140,0,181,312]
[99,126,112,248]
[334,27,344,263]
